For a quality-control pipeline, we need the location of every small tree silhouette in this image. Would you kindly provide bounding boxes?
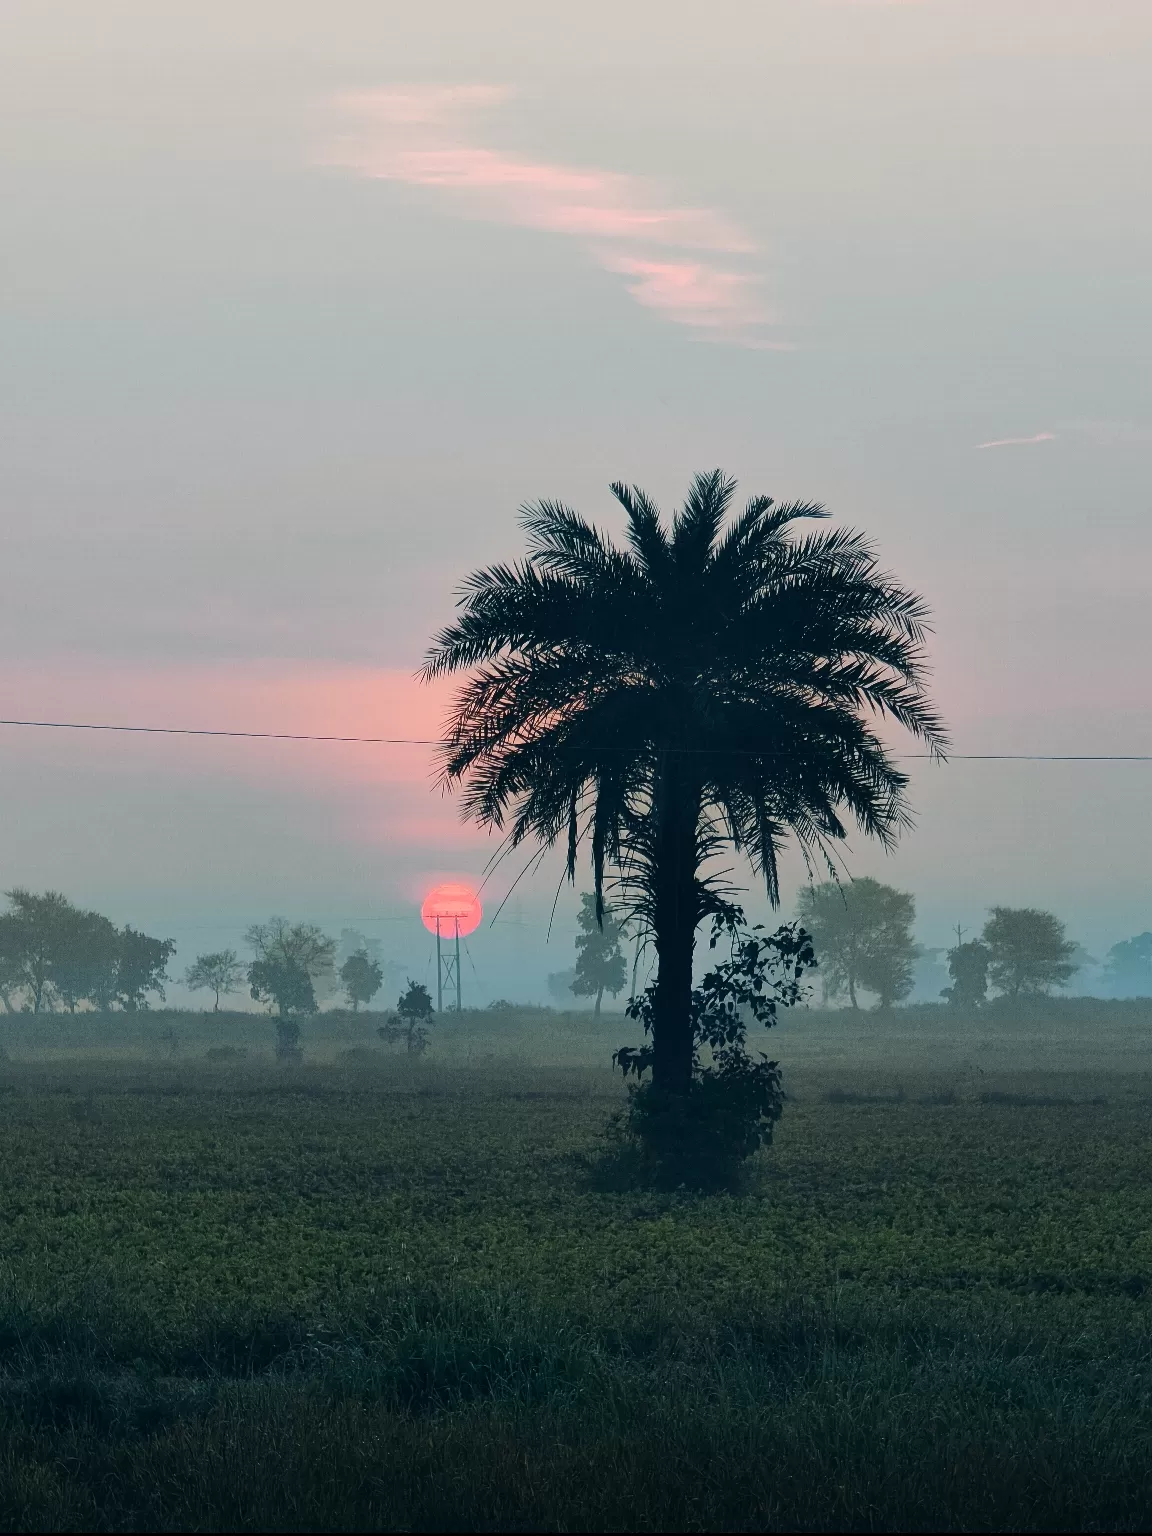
[340,949,383,1012]
[184,949,245,1011]
[942,940,991,1008]
[572,893,628,1015]
[379,979,435,1055]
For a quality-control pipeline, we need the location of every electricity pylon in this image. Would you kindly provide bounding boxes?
[434,915,462,1012]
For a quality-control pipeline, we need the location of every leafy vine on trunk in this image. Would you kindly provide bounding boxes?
[614,907,815,1185]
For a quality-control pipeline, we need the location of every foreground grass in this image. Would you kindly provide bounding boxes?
[2,1048,1151,1529]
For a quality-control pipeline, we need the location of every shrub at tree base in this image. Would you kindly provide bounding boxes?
[621,1061,785,1190]
[614,908,813,1188]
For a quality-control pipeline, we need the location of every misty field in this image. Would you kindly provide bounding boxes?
[2,1004,1152,1531]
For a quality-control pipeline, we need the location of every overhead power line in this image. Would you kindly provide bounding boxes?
[0,717,442,745]
[0,717,1149,761]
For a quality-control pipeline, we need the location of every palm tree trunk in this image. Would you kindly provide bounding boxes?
[649,759,701,1094]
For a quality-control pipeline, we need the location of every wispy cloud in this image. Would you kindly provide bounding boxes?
[977,432,1057,449]
[321,86,776,346]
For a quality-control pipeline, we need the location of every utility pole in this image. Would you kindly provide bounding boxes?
[455,917,462,1012]
[435,916,443,1013]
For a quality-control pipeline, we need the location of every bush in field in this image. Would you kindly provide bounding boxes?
[943,939,991,1008]
[982,907,1076,997]
[614,908,814,1188]
[796,878,917,1010]
[379,980,435,1055]
[340,949,383,1012]
[184,949,245,1011]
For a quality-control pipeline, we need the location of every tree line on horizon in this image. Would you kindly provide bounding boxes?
[0,895,389,1023]
[557,880,1152,1014]
[0,890,175,1014]
[2,881,1148,1025]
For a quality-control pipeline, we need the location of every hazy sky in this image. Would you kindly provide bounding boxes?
[2,0,1150,997]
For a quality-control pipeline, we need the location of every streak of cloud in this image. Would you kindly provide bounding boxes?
[322,86,776,346]
[977,432,1057,449]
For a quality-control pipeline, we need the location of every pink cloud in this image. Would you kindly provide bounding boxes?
[977,432,1057,449]
[322,87,774,345]
[600,253,778,337]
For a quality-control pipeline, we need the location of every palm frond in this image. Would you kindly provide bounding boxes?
[610,482,670,575]
[672,469,737,571]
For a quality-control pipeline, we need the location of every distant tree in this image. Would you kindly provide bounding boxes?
[796,878,917,1010]
[0,941,22,1014]
[51,909,119,1013]
[248,957,315,1020]
[245,918,334,1059]
[1103,933,1152,997]
[379,979,434,1054]
[340,949,383,1012]
[0,889,77,1012]
[571,893,628,1015]
[339,928,381,965]
[246,918,336,984]
[0,890,173,1013]
[942,939,991,1008]
[547,969,577,1007]
[115,927,176,1011]
[184,949,245,1011]
[981,907,1076,997]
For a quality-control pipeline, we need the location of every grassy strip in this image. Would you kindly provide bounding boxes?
[1,1290,1151,1531]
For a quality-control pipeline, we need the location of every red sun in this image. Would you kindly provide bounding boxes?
[420,882,482,937]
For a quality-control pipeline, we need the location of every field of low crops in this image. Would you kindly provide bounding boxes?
[2,1002,1152,1530]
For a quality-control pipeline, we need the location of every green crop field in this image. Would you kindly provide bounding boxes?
[2,1002,1152,1530]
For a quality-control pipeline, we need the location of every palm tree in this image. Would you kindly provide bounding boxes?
[422,471,946,1092]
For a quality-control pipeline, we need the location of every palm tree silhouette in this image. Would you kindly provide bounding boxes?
[422,471,946,1091]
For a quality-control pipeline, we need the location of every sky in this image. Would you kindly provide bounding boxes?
[2,0,1150,1001]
